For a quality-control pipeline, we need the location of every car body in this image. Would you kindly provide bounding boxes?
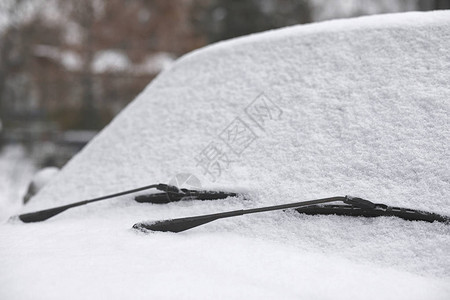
[1,11,449,300]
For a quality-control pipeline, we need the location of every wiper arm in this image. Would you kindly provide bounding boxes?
[133,196,449,233]
[16,183,166,223]
[133,196,351,233]
[16,184,239,223]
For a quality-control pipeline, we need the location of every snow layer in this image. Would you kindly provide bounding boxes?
[1,11,450,299]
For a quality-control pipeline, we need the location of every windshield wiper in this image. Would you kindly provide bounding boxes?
[16,184,239,223]
[133,196,449,233]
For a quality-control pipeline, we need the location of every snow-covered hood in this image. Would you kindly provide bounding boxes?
[1,11,449,300]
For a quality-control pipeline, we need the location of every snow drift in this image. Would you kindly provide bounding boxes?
[1,11,449,300]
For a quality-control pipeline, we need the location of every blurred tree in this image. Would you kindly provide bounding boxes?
[0,0,32,127]
[418,0,450,9]
[58,0,100,129]
[192,0,311,43]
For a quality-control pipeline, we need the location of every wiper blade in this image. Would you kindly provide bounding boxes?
[15,184,240,223]
[135,188,240,204]
[133,196,449,233]
[296,203,450,224]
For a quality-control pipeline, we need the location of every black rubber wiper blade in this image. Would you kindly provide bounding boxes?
[135,188,240,204]
[296,203,450,224]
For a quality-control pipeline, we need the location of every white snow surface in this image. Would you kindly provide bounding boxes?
[1,11,450,299]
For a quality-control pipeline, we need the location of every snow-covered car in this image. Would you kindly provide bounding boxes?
[1,11,449,300]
